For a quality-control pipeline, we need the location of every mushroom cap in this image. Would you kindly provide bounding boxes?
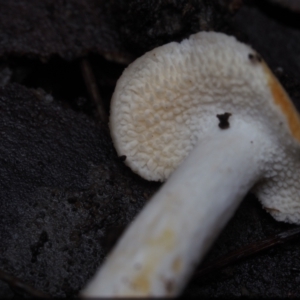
[110,31,300,224]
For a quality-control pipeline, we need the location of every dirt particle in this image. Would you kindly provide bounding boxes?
[248,53,262,63]
[119,155,127,162]
[264,206,280,213]
[216,112,232,129]
[67,197,77,204]
[164,279,175,294]
[30,231,49,263]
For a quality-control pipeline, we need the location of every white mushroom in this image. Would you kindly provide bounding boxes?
[81,31,300,297]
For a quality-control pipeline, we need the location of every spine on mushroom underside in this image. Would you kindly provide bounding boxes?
[81,123,265,297]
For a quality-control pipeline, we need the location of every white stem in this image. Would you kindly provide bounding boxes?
[81,124,263,297]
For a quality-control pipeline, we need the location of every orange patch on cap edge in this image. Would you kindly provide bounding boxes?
[263,63,300,142]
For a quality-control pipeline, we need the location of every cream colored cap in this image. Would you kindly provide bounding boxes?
[110,31,300,223]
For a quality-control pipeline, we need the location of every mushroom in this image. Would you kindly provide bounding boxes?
[81,31,300,297]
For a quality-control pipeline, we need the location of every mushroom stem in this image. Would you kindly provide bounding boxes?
[81,123,264,297]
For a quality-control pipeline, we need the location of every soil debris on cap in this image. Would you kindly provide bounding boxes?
[216,113,232,129]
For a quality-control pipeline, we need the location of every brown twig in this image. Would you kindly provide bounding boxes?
[0,269,50,298]
[81,58,108,123]
[193,226,300,279]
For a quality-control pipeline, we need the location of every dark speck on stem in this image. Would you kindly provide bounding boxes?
[216,112,232,129]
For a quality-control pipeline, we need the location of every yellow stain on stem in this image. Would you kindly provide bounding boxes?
[129,228,176,295]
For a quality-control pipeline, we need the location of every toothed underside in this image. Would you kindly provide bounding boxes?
[110,31,300,224]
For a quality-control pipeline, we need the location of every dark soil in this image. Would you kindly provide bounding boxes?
[0,0,132,63]
[0,0,237,62]
[0,83,159,297]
